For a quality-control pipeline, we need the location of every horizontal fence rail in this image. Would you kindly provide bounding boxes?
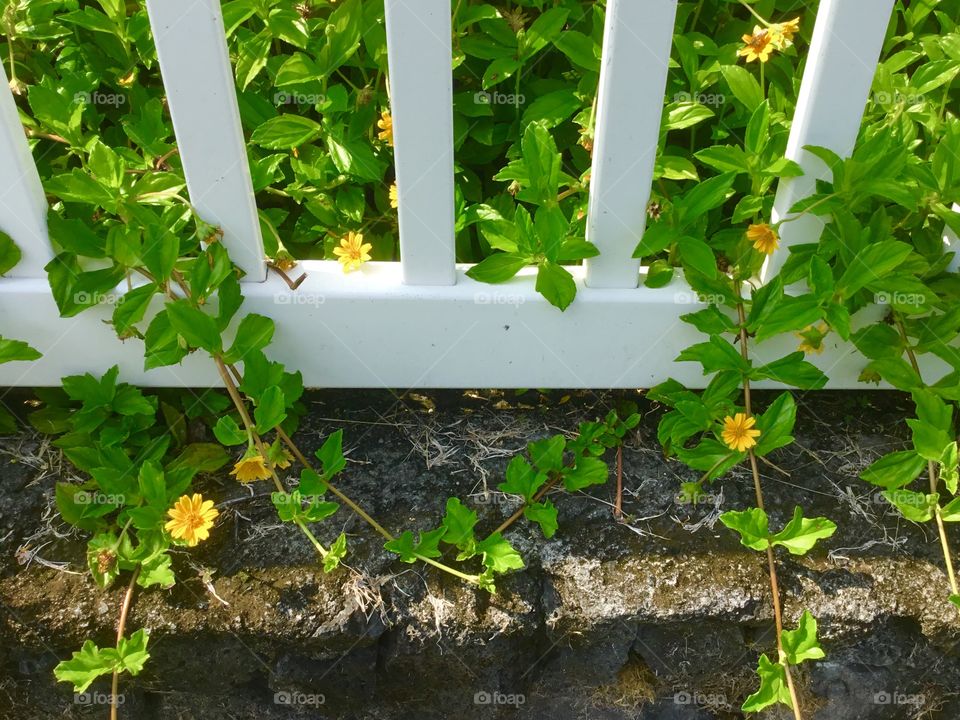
[0,0,927,389]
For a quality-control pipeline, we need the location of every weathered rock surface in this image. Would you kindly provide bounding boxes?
[1,389,958,719]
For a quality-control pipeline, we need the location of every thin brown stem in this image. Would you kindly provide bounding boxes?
[110,565,140,720]
[614,445,623,520]
[492,473,560,536]
[895,317,960,598]
[737,296,803,720]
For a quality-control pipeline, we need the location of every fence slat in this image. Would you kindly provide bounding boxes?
[145,0,266,281]
[765,0,895,279]
[0,63,51,278]
[584,0,678,289]
[384,0,456,286]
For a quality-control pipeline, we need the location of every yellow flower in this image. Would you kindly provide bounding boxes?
[389,184,399,209]
[332,231,373,273]
[377,111,393,146]
[769,17,800,50]
[739,26,774,63]
[747,223,779,255]
[231,452,271,483]
[165,493,218,547]
[721,413,761,453]
[796,323,828,355]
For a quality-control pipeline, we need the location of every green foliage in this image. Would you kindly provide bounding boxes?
[53,629,150,694]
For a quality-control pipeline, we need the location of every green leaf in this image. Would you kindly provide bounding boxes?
[752,353,828,389]
[316,429,347,479]
[324,533,348,572]
[524,500,559,538]
[165,300,222,353]
[112,284,156,336]
[213,416,248,446]
[0,231,22,275]
[441,498,478,549]
[771,507,837,556]
[138,552,175,589]
[837,241,914,298]
[254,386,286,433]
[476,532,524,573]
[528,435,566,472]
[250,115,323,149]
[0,336,42,365]
[138,460,166,507]
[741,654,792,713]
[677,336,750,375]
[54,640,119,693]
[498,455,545,501]
[225,314,275,363]
[465,253,528,284]
[754,394,796,456]
[861,450,925,490]
[721,64,763,110]
[562,456,608,491]
[883,489,938,522]
[781,611,825,665]
[720,508,770,552]
[535,261,576,311]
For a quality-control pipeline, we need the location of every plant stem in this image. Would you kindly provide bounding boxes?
[110,565,140,720]
[737,295,803,720]
[214,357,329,557]
[736,0,771,26]
[895,316,960,599]
[268,398,480,585]
[492,473,560,536]
[614,445,623,520]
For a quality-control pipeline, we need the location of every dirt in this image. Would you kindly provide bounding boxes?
[0,389,958,719]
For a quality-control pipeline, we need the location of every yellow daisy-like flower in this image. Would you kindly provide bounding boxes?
[769,17,800,50]
[747,223,779,255]
[377,111,393,146]
[332,231,373,273]
[165,494,218,547]
[721,413,761,453]
[230,452,272,483]
[739,26,774,63]
[389,183,399,209]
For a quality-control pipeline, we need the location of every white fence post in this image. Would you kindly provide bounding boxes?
[0,62,51,278]
[145,0,266,282]
[384,0,457,286]
[765,0,895,280]
[585,0,678,289]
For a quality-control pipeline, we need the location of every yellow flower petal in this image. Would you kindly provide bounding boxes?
[165,494,218,547]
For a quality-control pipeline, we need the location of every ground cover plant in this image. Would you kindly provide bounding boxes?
[1,0,960,717]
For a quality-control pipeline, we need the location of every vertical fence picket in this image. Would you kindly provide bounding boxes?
[384,0,457,286]
[0,63,51,278]
[145,0,266,281]
[584,0,678,289]
[765,0,895,279]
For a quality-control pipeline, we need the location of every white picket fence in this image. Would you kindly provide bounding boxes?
[0,0,915,389]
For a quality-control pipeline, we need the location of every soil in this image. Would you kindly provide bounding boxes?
[0,389,958,719]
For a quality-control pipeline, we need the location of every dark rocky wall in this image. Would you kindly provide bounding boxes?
[0,390,957,719]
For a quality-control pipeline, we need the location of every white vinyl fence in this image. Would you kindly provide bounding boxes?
[0,0,909,388]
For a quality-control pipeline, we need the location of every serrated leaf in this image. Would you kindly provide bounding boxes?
[771,507,837,556]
